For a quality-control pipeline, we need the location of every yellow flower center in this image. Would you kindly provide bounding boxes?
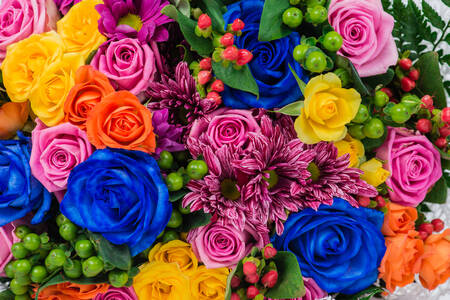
[220,179,240,200]
[317,94,338,120]
[307,162,320,182]
[118,13,143,31]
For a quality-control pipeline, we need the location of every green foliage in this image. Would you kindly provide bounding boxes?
[88,232,132,271]
[336,285,385,300]
[424,176,448,204]
[176,210,212,232]
[276,101,304,116]
[212,61,260,97]
[258,0,292,41]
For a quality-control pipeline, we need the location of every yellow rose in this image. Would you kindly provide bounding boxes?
[1,31,65,103]
[57,0,106,59]
[360,158,390,187]
[148,240,198,275]
[190,266,229,300]
[30,53,84,126]
[333,134,365,168]
[133,261,191,300]
[294,73,361,144]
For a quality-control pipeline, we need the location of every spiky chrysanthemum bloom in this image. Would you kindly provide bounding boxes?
[290,142,378,209]
[146,62,217,130]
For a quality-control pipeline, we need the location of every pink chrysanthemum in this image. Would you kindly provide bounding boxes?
[290,142,378,209]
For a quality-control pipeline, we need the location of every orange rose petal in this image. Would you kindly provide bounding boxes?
[0,101,29,139]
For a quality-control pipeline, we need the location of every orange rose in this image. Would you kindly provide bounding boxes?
[0,101,29,139]
[35,282,109,300]
[419,229,450,290]
[381,202,418,237]
[86,91,156,153]
[64,65,115,130]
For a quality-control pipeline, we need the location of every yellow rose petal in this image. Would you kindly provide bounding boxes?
[360,158,390,187]
[310,118,347,142]
[322,72,342,89]
[148,240,198,275]
[330,87,361,118]
[326,96,353,128]
[295,108,321,144]
[190,266,229,300]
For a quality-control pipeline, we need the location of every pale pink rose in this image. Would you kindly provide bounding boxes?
[30,119,93,194]
[0,0,59,63]
[328,0,398,77]
[0,220,23,276]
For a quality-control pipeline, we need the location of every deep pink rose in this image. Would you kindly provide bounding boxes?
[187,108,261,157]
[376,127,442,207]
[94,286,137,300]
[0,0,58,63]
[53,0,81,15]
[187,220,269,269]
[91,37,157,96]
[328,0,398,77]
[0,221,20,276]
[30,119,93,194]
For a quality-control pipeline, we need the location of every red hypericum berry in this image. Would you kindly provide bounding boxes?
[421,95,434,109]
[199,57,212,70]
[207,91,222,105]
[436,137,447,149]
[408,69,420,81]
[243,261,257,276]
[431,218,445,232]
[222,46,239,61]
[245,273,259,284]
[232,18,245,31]
[198,14,211,29]
[261,270,279,288]
[439,125,450,138]
[381,87,393,99]
[419,222,434,235]
[401,77,415,92]
[416,119,432,134]
[263,246,277,259]
[231,293,241,300]
[375,195,386,208]
[358,196,371,207]
[231,275,241,288]
[418,230,429,240]
[197,70,212,85]
[441,107,450,123]
[220,33,234,47]
[246,286,259,299]
[211,79,224,92]
[236,49,253,66]
[399,58,412,71]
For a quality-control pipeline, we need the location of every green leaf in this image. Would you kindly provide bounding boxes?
[445,33,450,45]
[443,0,450,7]
[177,210,212,232]
[362,68,395,89]
[170,0,190,17]
[275,101,304,116]
[212,61,259,97]
[85,49,98,65]
[88,232,132,270]
[335,56,371,96]
[424,176,447,204]
[414,51,447,109]
[203,0,226,33]
[442,54,450,66]
[288,63,306,94]
[258,0,292,41]
[0,290,14,300]
[361,129,388,153]
[265,252,305,299]
[224,260,242,300]
[422,1,445,29]
[161,4,178,21]
[169,189,188,202]
[336,285,385,300]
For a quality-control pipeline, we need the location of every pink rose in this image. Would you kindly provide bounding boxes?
[91,37,157,96]
[94,287,137,300]
[187,220,269,269]
[30,119,93,194]
[0,222,19,276]
[187,108,261,157]
[376,127,442,207]
[328,0,398,77]
[0,0,58,63]
[266,277,327,300]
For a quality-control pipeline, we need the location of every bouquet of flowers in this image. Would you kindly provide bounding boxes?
[0,0,449,299]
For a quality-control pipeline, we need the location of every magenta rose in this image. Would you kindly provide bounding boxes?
[0,221,20,276]
[30,119,93,194]
[94,287,137,300]
[376,127,442,207]
[53,0,81,14]
[187,220,269,269]
[0,0,58,63]
[266,277,327,300]
[328,0,398,77]
[91,37,157,96]
[187,108,261,157]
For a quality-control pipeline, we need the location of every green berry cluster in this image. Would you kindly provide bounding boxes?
[283,0,328,29]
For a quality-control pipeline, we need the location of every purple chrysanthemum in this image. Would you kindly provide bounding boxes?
[290,142,378,209]
[54,0,81,14]
[151,109,184,157]
[147,62,218,131]
[96,0,172,43]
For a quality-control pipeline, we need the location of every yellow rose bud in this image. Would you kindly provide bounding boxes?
[1,31,65,103]
[57,0,106,59]
[333,134,365,168]
[190,266,229,300]
[30,53,84,126]
[360,158,390,187]
[149,240,198,275]
[294,73,361,144]
[133,261,191,300]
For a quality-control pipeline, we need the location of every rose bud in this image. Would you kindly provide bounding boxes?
[236,49,253,66]
[222,46,239,61]
[263,245,277,259]
[231,275,241,288]
[198,14,211,29]
[261,270,278,288]
[220,33,234,47]
[199,57,212,70]
[231,293,241,300]
[419,223,434,235]
[197,70,212,85]
[245,273,259,284]
[210,79,224,92]
[232,18,245,31]
[399,58,412,71]
[243,261,257,276]
[401,77,415,92]
[206,92,222,105]
[431,218,444,232]
[246,286,259,299]
[408,69,419,81]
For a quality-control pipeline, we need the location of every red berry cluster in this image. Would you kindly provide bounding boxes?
[196,57,224,105]
[417,218,445,240]
[230,245,279,300]
[358,195,386,209]
[397,58,419,92]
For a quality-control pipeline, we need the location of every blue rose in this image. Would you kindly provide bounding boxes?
[0,133,51,226]
[61,148,171,256]
[222,0,308,109]
[272,198,386,294]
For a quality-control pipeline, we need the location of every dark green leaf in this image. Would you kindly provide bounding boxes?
[362,68,395,89]
[161,4,178,21]
[445,33,450,45]
[0,290,14,300]
[424,176,447,204]
[414,51,447,109]
[203,0,226,33]
[177,210,211,232]
[336,285,385,300]
[275,101,304,116]
[258,0,292,41]
[88,232,132,270]
[85,50,98,65]
[381,0,391,11]
[265,252,305,299]
[171,0,190,17]
[128,266,140,277]
[169,189,188,202]
[335,56,371,96]
[224,260,243,300]
[422,1,445,29]
[443,0,450,7]
[212,61,259,97]
[288,63,306,94]
[361,129,388,153]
